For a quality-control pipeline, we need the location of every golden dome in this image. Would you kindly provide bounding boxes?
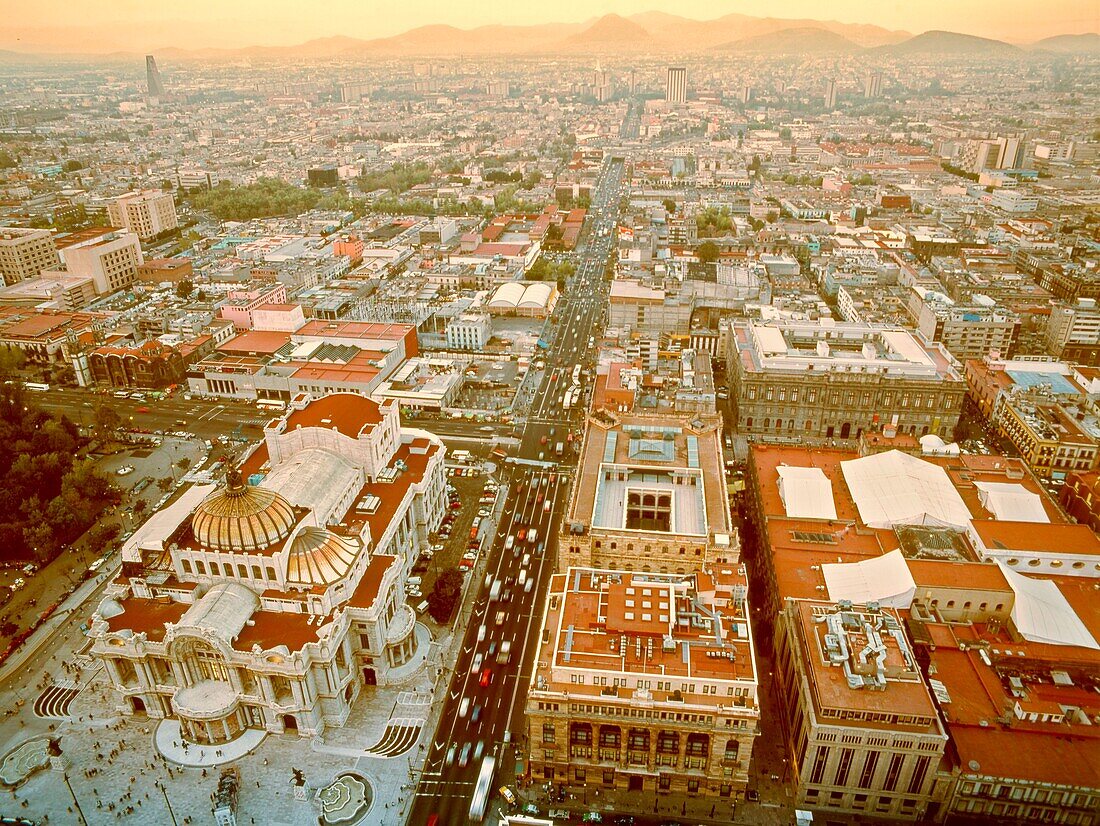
[192,471,297,553]
[285,527,358,586]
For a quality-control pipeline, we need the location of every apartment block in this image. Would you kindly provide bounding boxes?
[0,228,60,286]
[58,229,144,295]
[1046,300,1100,366]
[525,567,758,819]
[107,189,179,241]
[910,293,1021,361]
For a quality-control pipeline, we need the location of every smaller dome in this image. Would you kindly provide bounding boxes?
[285,527,358,586]
[192,471,297,552]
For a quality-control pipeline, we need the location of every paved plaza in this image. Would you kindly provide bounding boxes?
[0,618,456,826]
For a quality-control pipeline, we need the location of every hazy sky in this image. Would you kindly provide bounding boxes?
[1,0,1095,52]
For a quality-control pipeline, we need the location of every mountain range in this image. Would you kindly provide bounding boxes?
[0,12,1097,62]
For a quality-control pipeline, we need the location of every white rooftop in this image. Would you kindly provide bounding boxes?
[974,482,1050,524]
[841,450,971,530]
[822,549,916,609]
[777,466,837,520]
[998,562,1099,650]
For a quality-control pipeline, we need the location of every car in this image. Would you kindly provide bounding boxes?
[445,744,457,765]
[473,739,484,759]
[458,743,472,767]
[459,698,470,717]
[479,668,493,687]
[477,508,491,517]
[517,528,527,541]
[427,816,439,826]
[477,623,487,642]
[471,653,483,673]
[450,501,462,510]
[11,578,25,590]
[495,611,506,626]
[463,552,478,561]
[115,466,135,476]
[524,579,534,594]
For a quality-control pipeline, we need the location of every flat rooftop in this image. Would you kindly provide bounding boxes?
[570,414,729,539]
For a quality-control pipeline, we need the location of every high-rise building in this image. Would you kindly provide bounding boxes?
[0,228,60,286]
[666,67,687,104]
[145,55,165,98]
[824,79,838,110]
[863,71,883,99]
[740,84,752,105]
[628,69,638,95]
[106,190,178,241]
[58,229,144,295]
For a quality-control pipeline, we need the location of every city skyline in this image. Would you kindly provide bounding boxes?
[0,0,1095,54]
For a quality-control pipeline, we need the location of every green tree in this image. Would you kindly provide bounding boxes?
[696,241,719,265]
[428,568,464,624]
[62,159,82,172]
[85,522,120,556]
[176,279,194,299]
[0,347,25,378]
[0,150,16,169]
[662,198,676,214]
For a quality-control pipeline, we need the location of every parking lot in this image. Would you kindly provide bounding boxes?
[411,462,498,602]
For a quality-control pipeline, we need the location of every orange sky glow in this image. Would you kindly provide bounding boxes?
[0,0,1095,53]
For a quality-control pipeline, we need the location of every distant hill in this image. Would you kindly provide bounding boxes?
[876,30,1021,56]
[1030,33,1100,53]
[562,14,653,48]
[713,27,861,55]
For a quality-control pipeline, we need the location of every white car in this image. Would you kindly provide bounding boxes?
[459,698,470,718]
[471,653,483,674]
[115,466,135,476]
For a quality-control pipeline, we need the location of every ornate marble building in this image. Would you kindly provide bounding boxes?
[89,392,447,743]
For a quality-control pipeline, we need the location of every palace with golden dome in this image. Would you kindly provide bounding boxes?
[88,392,447,743]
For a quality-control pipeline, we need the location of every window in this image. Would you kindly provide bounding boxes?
[181,559,192,574]
[687,779,699,794]
[575,768,586,783]
[908,756,931,794]
[834,749,854,787]
[810,747,829,785]
[542,723,556,744]
[859,751,879,788]
[883,753,905,792]
[658,776,670,792]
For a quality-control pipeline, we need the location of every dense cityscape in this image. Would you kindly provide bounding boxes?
[0,6,1097,825]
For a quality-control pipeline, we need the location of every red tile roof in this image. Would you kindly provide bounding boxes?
[283,393,383,439]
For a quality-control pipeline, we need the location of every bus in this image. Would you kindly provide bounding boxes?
[570,365,582,386]
[469,755,496,821]
[451,449,472,464]
[23,382,50,392]
[256,399,287,411]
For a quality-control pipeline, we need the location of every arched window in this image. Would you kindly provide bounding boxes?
[181,559,192,574]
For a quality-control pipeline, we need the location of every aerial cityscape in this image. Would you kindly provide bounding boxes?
[0,2,1097,825]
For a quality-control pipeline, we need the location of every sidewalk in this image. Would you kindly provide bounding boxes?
[0,564,115,686]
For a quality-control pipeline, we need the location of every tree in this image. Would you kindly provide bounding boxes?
[696,241,719,265]
[94,404,123,436]
[427,568,464,624]
[176,280,194,299]
[85,522,120,556]
[0,347,25,378]
[132,499,148,516]
[62,159,82,172]
[0,150,16,169]
[156,477,173,492]
[662,198,676,214]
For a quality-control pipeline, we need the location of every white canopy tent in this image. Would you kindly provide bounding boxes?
[998,563,1099,650]
[777,466,838,520]
[974,482,1050,524]
[821,549,917,609]
[840,450,971,530]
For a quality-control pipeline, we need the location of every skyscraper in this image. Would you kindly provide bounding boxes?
[146,55,165,98]
[740,84,752,105]
[666,67,687,104]
[824,78,837,110]
[864,71,883,99]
